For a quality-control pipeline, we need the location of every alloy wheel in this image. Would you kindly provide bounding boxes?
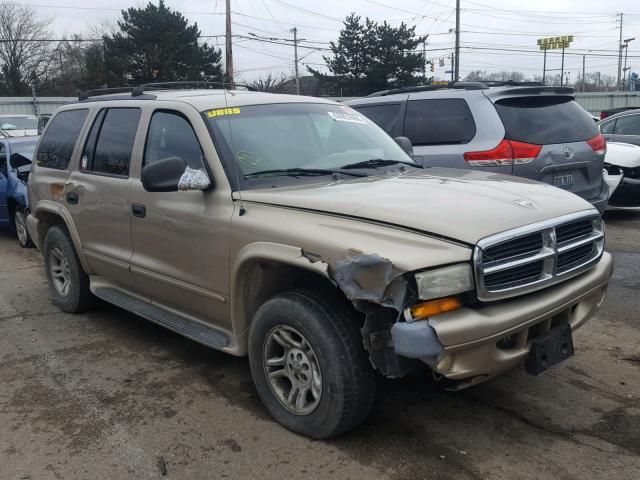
[48,246,71,297]
[263,325,322,415]
[14,210,28,246]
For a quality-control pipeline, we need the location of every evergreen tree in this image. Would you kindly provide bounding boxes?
[309,13,427,96]
[103,1,223,85]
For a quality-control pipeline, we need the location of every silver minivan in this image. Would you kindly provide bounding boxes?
[348,82,608,212]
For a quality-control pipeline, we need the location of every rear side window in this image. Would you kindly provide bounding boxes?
[144,111,204,169]
[612,114,640,135]
[0,144,6,177]
[36,109,88,169]
[81,108,141,177]
[404,99,476,145]
[495,97,597,144]
[353,104,401,134]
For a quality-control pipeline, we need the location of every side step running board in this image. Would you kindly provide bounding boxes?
[94,287,230,349]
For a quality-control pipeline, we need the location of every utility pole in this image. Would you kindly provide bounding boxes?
[622,38,636,91]
[225,0,234,88]
[292,27,300,95]
[542,48,547,84]
[422,36,428,78]
[454,0,460,82]
[617,13,624,91]
[450,53,454,83]
[582,54,586,92]
[560,45,565,86]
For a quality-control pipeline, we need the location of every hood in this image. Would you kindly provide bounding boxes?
[0,129,38,138]
[606,142,640,168]
[239,168,596,245]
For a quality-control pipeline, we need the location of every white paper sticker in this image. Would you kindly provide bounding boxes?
[328,111,367,124]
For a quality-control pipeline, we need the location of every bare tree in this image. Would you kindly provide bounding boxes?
[0,3,53,95]
[246,73,293,93]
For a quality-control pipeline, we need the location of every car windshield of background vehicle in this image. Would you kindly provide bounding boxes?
[0,116,37,131]
[204,103,415,188]
[495,96,598,145]
[9,142,37,173]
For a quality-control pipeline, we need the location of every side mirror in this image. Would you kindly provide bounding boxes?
[394,136,414,157]
[142,157,211,192]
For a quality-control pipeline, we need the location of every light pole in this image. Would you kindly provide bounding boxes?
[623,37,635,91]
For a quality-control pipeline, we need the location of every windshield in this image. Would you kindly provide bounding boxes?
[204,103,415,188]
[494,97,597,144]
[0,116,37,131]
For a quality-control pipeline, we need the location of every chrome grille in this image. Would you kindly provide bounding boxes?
[474,212,604,301]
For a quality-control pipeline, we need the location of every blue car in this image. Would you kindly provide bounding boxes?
[0,137,39,247]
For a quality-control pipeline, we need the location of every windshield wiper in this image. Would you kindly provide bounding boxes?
[340,158,420,170]
[244,168,367,179]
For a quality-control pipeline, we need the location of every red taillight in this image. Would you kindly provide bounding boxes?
[587,133,607,155]
[464,139,542,166]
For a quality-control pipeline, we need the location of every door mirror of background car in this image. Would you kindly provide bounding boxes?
[142,156,211,192]
[394,136,414,157]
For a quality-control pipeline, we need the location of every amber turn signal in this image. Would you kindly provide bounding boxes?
[409,297,462,320]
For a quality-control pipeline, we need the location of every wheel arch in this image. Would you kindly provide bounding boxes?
[231,242,347,355]
[33,201,93,274]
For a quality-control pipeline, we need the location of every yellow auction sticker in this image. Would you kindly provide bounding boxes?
[206,107,241,118]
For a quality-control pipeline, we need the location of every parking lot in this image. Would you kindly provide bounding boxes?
[0,211,638,480]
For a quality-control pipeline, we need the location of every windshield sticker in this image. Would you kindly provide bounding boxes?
[206,107,241,118]
[328,111,367,124]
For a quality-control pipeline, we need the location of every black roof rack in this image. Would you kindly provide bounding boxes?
[366,81,489,97]
[78,87,136,101]
[478,80,545,87]
[79,81,256,101]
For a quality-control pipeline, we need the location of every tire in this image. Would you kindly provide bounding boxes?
[43,225,95,313]
[13,206,33,248]
[248,289,375,439]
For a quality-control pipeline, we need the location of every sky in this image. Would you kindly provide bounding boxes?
[29,0,640,83]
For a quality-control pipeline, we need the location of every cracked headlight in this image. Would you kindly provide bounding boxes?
[415,264,474,301]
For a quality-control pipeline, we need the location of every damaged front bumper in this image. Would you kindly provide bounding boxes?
[607,176,640,210]
[391,252,613,388]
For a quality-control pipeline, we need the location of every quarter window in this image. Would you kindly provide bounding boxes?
[144,111,204,169]
[599,120,616,134]
[404,99,476,145]
[36,109,88,169]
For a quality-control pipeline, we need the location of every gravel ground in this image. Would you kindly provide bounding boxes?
[0,211,639,480]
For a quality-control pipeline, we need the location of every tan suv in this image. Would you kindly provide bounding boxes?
[27,85,613,439]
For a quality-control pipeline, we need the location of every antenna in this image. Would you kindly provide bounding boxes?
[222,85,246,216]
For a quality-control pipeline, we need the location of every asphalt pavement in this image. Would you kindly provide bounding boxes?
[0,211,639,480]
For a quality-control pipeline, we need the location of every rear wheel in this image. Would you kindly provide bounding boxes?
[43,225,95,313]
[13,206,33,248]
[248,289,375,439]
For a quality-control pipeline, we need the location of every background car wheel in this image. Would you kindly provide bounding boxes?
[249,289,375,439]
[43,225,95,313]
[13,206,33,248]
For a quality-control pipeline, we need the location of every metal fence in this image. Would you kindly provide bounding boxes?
[0,92,639,117]
[574,92,640,114]
[0,97,75,115]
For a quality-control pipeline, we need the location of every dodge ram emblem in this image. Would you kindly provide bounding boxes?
[514,199,535,208]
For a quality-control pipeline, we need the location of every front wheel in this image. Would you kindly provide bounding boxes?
[14,206,33,248]
[248,289,375,439]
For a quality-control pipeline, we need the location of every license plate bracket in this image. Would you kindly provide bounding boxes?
[525,324,574,376]
[553,174,574,188]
